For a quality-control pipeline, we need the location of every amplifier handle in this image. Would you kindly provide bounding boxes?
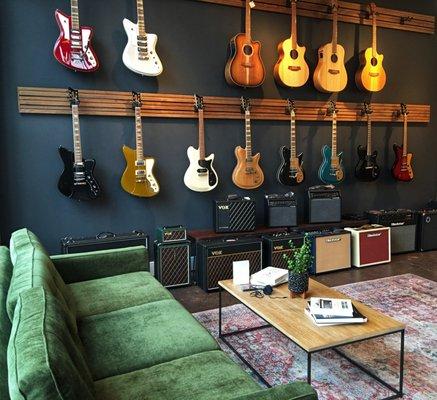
[96,232,116,239]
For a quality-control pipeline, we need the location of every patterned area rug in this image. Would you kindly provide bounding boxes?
[193,274,437,400]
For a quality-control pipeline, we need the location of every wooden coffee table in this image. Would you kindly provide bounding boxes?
[218,278,405,400]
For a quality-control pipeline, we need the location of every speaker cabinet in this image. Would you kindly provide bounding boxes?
[214,197,256,233]
[309,230,351,274]
[265,194,297,227]
[197,238,263,291]
[345,225,391,267]
[391,224,417,254]
[262,233,304,269]
[154,241,191,288]
[417,210,437,251]
[308,187,341,223]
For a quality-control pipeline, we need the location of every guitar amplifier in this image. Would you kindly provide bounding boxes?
[156,225,187,243]
[308,230,351,274]
[154,241,191,288]
[197,237,263,292]
[60,231,148,254]
[262,233,304,269]
[308,186,341,223]
[417,209,437,251]
[214,195,256,233]
[345,225,391,267]
[265,193,297,228]
[367,209,417,254]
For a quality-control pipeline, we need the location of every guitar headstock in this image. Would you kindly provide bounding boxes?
[241,97,251,113]
[327,100,338,116]
[400,103,409,116]
[194,94,204,112]
[286,99,296,116]
[68,87,80,106]
[330,0,338,12]
[363,101,373,116]
[370,2,377,18]
[132,91,142,109]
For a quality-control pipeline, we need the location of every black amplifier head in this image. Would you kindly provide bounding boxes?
[367,209,417,226]
[265,192,296,207]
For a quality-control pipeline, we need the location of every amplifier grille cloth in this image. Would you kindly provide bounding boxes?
[159,245,189,287]
[230,202,256,231]
[163,230,186,242]
[271,249,293,269]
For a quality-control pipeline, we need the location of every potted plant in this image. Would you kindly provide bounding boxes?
[283,235,313,298]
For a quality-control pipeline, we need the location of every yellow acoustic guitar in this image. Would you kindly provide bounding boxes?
[313,0,347,93]
[274,0,309,88]
[355,3,386,92]
[121,92,159,197]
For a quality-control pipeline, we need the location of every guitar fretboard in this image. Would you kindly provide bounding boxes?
[367,115,372,156]
[245,0,252,41]
[291,0,297,49]
[331,112,337,157]
[198,109,206,161]
[245,110,253,162]
[402,114,408,157]
[71,105,83,164]
[71,0,80,32]
[290,111,296,160]
[372,10,377,57]
[136,0,146,36]
[332,2,338,54]
[135,106,144,161]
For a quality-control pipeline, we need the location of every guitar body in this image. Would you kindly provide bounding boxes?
[355,145,380,182]
[277,147,304,186]
[391,144,413,182]
[355,48,386,92]
[274,39,309,88]
[183,147,218,192]
[232,146,264,189]
[318,145,345,185]
[122,18,163,76]
[53,9,99,72]
[225,34,265,87]
[121,145,160,197]
[313,43,347,92]
[58,146,101,201]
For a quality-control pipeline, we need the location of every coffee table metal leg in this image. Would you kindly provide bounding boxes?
[218,285,222,338]
[307,352,312,384]
[399,329,405,396]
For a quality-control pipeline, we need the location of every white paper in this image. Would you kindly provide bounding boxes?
[233,260,250,285]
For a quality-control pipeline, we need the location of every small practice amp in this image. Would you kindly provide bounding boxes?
[308,186,341,224]
[367,209,417,254]
[197,237,263,291]
[154,241,191,288]
[417,209,437,251]
[61,231,148,254]
[265,193,297,228]
[308,230,351,274]
[262,233,304,269]
[345,225,391,267]
[156,225,187,243]
[214,195,256,233]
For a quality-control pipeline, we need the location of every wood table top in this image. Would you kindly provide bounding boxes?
[219,278,405,352]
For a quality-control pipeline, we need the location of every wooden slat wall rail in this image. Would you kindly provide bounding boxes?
[17,87,431,123]
[194,0,435,34]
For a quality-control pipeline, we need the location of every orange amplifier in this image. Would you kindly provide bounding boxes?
[345,225,391,268]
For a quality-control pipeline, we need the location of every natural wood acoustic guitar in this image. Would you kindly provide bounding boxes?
[392,104,413,182]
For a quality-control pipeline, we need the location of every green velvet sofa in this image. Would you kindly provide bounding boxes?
[0,228,318,400]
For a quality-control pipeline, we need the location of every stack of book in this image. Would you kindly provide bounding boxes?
[250,267,288,287]
[305,297,367,326]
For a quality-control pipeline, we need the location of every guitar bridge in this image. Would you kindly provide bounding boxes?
[288,66,301,71]
[328,69,340,75]
[369,72,380,77]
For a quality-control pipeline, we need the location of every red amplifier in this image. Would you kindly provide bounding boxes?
[345,225,391,267]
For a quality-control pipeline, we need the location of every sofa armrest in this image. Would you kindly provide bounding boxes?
[232,382,317,400]
[50,246,149,284]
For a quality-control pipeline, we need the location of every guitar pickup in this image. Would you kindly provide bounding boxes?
[135,170,146,176]
[288,66,301,71]
[197,168,208,175]
[369,72,380,77]
[135,160,145,167]
[328,69,340,75]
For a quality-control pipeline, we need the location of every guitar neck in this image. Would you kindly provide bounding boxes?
[332,4,338,54]
[367,115,372,155]
[402,114,408,156]
[372,12,377,56]
[136,0,146,36]
[331,113,337,157]
[291,1,297,49]
[290,113,296,160]
[135,106,144,161]
[198,109,206,160]
[70,0,80,31]
[245,111,253,161]
[245,0,252,41]
[71,105,83,163]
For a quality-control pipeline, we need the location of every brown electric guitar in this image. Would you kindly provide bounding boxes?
[232,97,264,189]
[392,104,413,182]
[121,92,160,197]
[355,3,386,92]
[225,0,265,87]
[274,0,309,88]
[313,0,347,93]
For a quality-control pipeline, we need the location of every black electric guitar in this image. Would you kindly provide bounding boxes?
[355,102,380,182]
[58,88,101,200]
[277,99,304,186]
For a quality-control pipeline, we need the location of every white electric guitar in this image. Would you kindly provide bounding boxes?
[183,95,218,192]
[122,0,163,76]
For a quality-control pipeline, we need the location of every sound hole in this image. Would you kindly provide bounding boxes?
[243,45,253,56]
[290,49,298,60]
[371,57,378,66]
[331,54,338,63]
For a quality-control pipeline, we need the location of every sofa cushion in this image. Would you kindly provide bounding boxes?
[0,247,12,400]
[7,287,95,400]
[69,271,173,319]
[7,229,76,329]
[94,350,260,400]
[79,299,220,380]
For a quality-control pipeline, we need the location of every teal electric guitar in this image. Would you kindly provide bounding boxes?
[318,101,345,185]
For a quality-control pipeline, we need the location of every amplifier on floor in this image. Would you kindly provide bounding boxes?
[265,192,297,228]
[154,240,191,288]
[156,225,187,243]
[214,195,256,233]
[417,209,437,251]
[197,237,263,291]
[262,233,304,269]
[345,225,391,267]
[308,186,341,224]
[61,231,148,254]
[367,209,417,254]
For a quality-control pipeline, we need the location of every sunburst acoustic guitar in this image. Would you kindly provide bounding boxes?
[392,103,413,182]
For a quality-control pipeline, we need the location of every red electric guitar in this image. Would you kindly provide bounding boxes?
[392,104,413,182]
[53,0,99,72]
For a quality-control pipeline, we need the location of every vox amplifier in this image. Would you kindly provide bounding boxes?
[308,230,351,274]
[345,225,391,267]
[214,195,256,233]
[196,238,263,291]
[262,233,304,269]
[265,193,297,228]
[308,186,341,224]
[156,225,187,243]
[154,241,191,288]
[367,209,417,254]
[417,209,437,251]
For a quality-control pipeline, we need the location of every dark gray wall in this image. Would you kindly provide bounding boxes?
[1,0,436,253]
